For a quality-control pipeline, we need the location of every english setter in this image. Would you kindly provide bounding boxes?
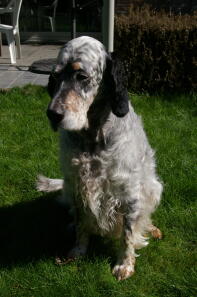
[37,36,163,281]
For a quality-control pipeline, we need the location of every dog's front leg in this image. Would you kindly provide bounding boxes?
[112,213,136,281]
[67,222,89,259]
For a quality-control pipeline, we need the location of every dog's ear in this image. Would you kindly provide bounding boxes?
[48,71,57,98]
[48,43,68,98]
[47,64,64,98]
[105,53,129,117]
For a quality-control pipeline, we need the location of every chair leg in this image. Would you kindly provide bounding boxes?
[15,31,22,59]
[0,32,2,57]
[6,31,16,64]
[48,16,55,32]
[52,17,56,32]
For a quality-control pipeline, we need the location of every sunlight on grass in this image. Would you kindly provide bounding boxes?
[0,85,196,297]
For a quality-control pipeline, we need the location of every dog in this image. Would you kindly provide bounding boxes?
[37,36,163,281]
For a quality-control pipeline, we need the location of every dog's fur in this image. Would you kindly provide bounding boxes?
[37,36,163,280]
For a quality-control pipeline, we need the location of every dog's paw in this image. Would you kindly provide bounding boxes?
[150,225,162,239]
[55,256,75,265]
[112,263,135,281]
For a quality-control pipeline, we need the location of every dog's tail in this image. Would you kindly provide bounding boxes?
[36,175,64,192]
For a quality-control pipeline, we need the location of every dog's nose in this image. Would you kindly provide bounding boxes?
[47,109,64,130]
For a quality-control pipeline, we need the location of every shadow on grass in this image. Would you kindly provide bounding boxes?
[0,194,75,267]
[0,195,116,268]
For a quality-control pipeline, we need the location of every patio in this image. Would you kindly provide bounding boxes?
[0,0,115,89]
[0,43,60,88]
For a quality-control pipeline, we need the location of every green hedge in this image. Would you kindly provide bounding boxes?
[114,6,197,93]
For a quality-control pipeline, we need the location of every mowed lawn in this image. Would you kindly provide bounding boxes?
[0,85,196,297]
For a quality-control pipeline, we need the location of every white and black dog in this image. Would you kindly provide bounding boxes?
[37,36,162,281]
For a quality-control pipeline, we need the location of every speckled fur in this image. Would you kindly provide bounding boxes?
[37,36,163,280]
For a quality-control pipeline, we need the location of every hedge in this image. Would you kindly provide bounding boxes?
[114,6,197,93]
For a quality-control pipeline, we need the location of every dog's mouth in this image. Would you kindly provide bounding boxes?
[47,104,89,132]
[50,121,59,131]
[47,109,63,132]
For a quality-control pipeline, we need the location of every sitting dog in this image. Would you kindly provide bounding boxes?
[37,36,162,281]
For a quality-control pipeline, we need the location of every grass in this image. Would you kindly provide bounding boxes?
[0,85,196,297]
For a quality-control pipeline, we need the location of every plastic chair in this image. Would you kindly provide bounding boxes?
[0,0,14,14]
[0,0,23,64]
[38,0,58,32]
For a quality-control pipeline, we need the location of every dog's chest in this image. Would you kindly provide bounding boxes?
[60,129,122,233]
[60,129,105,172]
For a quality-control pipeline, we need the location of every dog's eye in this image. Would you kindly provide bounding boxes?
[76,73,89,81]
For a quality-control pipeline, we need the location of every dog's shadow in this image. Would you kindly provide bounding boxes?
[0,194,75,267]
[0,194,116,267]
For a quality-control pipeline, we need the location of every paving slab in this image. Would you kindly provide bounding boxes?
[0,71,22,88]
[0,44,60,67]
[0,44,57,88]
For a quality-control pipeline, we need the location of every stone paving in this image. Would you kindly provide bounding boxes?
[0,44,61,89]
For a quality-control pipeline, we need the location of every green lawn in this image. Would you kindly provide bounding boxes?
[0,85,196,297]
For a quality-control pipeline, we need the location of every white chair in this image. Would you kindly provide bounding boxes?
[0,0,23,64]
[38,0,58,32]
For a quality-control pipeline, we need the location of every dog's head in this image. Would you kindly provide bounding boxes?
[47,36,129,131]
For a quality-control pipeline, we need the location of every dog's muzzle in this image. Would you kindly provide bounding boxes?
[47,108,64,131]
